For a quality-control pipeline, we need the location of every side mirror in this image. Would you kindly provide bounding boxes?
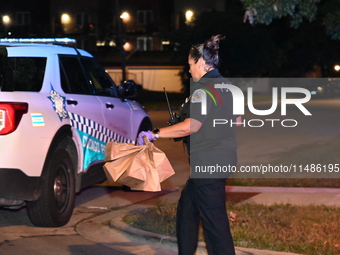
[118,80,138,100]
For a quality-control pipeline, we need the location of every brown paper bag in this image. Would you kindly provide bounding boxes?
[103,138,175,192]
[103,149,146,187]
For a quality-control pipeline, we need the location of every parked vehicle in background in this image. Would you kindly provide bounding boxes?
[309,78,340,98]
[0,38,152,227]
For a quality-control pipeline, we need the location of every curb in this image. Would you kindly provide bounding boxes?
[109,209,217,255]
[110,212,178,247]
[109,207,302,255]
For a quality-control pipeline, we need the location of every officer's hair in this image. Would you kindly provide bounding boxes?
[189,35,225,69]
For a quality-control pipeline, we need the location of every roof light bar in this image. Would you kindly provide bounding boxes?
[0,38,77,45]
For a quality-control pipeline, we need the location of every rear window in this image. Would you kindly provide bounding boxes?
[1,57,46,92]
[59,55,93,95]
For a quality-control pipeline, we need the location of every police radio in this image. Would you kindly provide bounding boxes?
[164,87,182,142]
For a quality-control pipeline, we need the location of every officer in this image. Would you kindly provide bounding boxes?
[138,34,240,255]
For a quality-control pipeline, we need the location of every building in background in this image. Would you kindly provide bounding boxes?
[0,0,227,54]
[1,0,338,83]
[0,0,175,52]
[0,0,50,38]
[0,0,196,91]
[174,0,225,28]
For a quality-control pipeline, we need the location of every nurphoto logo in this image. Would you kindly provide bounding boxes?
[192,78,313,128]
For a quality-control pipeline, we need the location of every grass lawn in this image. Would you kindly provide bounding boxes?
[124,203,340,255]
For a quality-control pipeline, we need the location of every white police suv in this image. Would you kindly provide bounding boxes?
[0,38,152,227]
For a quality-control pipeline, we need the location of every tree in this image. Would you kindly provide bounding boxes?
[171,0,340,92]
[241,0,340,40]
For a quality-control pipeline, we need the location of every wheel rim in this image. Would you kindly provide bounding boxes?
[53,162,70,213]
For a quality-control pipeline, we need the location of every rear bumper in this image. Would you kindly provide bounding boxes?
[0,169,41,201]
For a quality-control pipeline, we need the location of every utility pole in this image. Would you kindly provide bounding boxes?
[115,0,127,82]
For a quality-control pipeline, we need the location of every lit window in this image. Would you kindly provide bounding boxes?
[137,37,153,51]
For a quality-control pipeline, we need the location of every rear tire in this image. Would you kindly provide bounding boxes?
[26,137,76,227]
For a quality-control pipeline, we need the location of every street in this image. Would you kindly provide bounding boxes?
[0,97,339,254]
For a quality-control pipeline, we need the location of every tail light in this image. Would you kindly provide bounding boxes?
[0,103,28,135]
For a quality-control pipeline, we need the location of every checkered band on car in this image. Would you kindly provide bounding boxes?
[68,112,133,144]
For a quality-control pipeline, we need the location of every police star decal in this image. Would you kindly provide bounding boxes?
[48,84,69,121]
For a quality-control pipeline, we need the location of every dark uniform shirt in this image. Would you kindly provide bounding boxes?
[179,69,238,155]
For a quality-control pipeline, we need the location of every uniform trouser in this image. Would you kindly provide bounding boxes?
[176,178,235,255]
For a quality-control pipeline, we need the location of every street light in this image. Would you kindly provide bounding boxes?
[185,10,194,25]
[2,15,11,35]
[120,12,130,22]
[2,15,10,26]
[123,42,132,51]
[334,65,340,72]
[60,13,73,33]
[61,13,71,25]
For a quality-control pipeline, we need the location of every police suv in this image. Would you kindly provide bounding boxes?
[0,38,152,227]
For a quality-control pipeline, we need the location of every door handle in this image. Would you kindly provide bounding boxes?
[67,100,78,105]
[106,103,114,109]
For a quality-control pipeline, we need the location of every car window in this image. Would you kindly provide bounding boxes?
[0,47,6,91]
[59,55,93,95]
[1,56,46,92]
[81,57,118,97]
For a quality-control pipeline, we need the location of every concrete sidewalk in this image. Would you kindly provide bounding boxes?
[227,186,340,207]
[77,187,339,255]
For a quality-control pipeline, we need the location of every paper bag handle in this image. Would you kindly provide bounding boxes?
[143,135,150,144]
